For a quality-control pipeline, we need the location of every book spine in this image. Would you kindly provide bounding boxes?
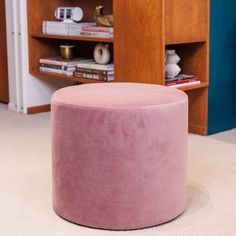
[39,59,68,67]
[74,72,114,81]
[76,68,114,75]
[39,67,73,76]
[167,81,201,88]
[42,21,69,35]
[40,63,76,71]
[79,31,113,38]
[76,63,114,71]
[42,22,46,34]
[81,26,113,33]
[39,59,82,67]
[166,78,198,86]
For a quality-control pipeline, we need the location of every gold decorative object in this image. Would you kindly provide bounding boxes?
[94,6,113,27]
[60,45,75,61]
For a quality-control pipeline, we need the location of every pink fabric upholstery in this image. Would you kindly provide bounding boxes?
[51,83,188,230]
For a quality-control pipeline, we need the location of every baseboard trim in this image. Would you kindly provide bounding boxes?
[27,104,51,114]
[189,123,208,136]
[8,103,17,112]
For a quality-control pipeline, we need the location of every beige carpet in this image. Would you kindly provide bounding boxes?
[210,128,236,144]
[0,103,236,236]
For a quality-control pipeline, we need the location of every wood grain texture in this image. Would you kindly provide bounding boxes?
[27,0,210,135]
[27,104,51,114]
[178,82,208,92]
[71,0,112,22]
[189,123,208,136]
[186,88,208,135]
[0,0,9,102]
[167,42,208,83]
[114,0,165,84]
[165,0,209,44]
[27,0,112,34]
[27,0,113,72]
[165,0,210,135]
[31,33,113,43]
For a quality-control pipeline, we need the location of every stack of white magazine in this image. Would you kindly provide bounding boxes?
[42,21,96,36]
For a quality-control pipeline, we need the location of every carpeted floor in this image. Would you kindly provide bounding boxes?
[0,103,236,236]
[210,128,236,144]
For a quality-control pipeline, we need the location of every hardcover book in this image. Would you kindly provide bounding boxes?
[42,21,96,36]
[166,78,198,86]
[76,61,114,71]
[76,68,114,75]
[39,57,92,67]
[40,63,76,71]
[79,31,113,38]
[39,67,74,76]
[165,74,196,82]
[81,26,114,33]
[74,71,114,81]
[167,80,201,88]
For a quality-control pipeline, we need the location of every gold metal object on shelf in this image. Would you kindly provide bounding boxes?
[94,6,113,27]
[60,45,75,61]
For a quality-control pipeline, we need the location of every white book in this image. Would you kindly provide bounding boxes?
[39,67,73,76]
[77,61,114,71]
[43,22,69,35]
[168,81,201,88]
[42,21,96,36]
[39,57,92,67]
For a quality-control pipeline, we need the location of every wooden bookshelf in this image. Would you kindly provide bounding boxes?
[178,82,209,92]
[31,68,106,84]
[27,0,210,135]
[31,33,113,43]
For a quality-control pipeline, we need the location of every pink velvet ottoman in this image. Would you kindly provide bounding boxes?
[51,83,188,230]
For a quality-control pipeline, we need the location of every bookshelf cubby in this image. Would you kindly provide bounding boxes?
[27,0,210,135]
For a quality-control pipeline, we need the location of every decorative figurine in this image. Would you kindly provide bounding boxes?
[165,49,181,79]
[94,6,113,27]
[94,43,111,64]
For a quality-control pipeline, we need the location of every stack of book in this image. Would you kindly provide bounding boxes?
[39,57,90,76]
[79,26,113,38]
[74,61,114,81]
[165,74,200,88]
[42,21,96,36]
[42,21,113,38]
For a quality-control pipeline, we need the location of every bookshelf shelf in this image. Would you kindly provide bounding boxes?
[31,33,113,43]
[31,69,107,84]
[27,0,210,135]
[165,40,207,46]
[177,82,209,92]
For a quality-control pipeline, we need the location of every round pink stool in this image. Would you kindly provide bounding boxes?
[51,83,188,230]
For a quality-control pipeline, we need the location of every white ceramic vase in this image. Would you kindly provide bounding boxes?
[166,49,180,64]
[166,64,181,78]
[165,49,181,78]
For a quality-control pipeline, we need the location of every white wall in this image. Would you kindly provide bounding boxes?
[5,0,21,112]
[5,0,72,114]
